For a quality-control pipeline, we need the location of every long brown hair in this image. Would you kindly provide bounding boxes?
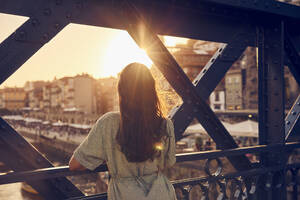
[116,63,165,162]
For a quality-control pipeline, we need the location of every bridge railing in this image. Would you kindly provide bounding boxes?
[1,142,300,200]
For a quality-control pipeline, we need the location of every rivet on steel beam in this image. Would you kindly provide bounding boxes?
[56,0,62,5]
[202,69,207,74]
[36,157,42,164]
[54,23,60,29]
[19,31,26,40]
[286,121,290,125]
[66,13,72,19]
[211,59,215,63]
[43,8,52,16]
[218,48,223,52]
[31,19,39,26]
[43,33,49,41]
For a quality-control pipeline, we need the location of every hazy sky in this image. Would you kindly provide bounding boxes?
[0,13,187,88]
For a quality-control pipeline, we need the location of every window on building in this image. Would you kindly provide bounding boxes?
[215,92,220,101]
[214,104,221,110]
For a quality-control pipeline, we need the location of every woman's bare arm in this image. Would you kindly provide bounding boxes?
[69,155,87,171]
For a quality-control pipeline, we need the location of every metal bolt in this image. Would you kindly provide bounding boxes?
[42,33,49,41]
[31,18,39,26]
[54,23,60,29]
[19,31,26,39]
[36,157,42,164]
[66,12,72,19]
[56,0,62,5]
[43,8,52,16]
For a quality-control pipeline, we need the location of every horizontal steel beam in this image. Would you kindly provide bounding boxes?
[2,142,300,185]
[0,0,258,44]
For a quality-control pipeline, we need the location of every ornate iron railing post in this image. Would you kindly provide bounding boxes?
[257,20,286,200]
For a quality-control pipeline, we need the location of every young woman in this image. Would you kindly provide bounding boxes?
[69,62,177,200]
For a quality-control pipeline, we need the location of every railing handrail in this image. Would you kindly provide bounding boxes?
[1,142,300,185]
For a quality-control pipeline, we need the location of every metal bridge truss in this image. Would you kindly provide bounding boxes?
[0,0,300,199]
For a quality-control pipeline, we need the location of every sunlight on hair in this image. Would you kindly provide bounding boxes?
[154,142,164,151]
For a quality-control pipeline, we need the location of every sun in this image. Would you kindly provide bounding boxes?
[100,31,153,77]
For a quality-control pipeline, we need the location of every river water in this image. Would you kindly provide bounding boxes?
[0,183,43,200]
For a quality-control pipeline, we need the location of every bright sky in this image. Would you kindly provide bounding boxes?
[0,13,187,88]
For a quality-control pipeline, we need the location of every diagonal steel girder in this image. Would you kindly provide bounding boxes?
[284,34,300,142]
[285,95,300,142]
[123,1,252,172]
[0,0,84,84]
[170,35,251,141]
[0,1,87,199]
[0,118,83,199]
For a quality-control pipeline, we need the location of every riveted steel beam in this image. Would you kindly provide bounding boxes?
[170,31,252,140]
[2,0,300,22]
[123,1,252,172]
[0,118,83,199]
[0,0,255,45]
[286,95,300,142]
[257,21,286,200]
[284,33,300,86]
[0,0,86,84]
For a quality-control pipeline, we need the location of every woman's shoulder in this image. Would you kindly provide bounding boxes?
[161,117,174,137]
[95,111,120,125]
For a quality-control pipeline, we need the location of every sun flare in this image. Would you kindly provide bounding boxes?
[100,31,153,77]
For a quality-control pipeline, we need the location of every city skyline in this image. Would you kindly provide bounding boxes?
[0,13,187,88]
